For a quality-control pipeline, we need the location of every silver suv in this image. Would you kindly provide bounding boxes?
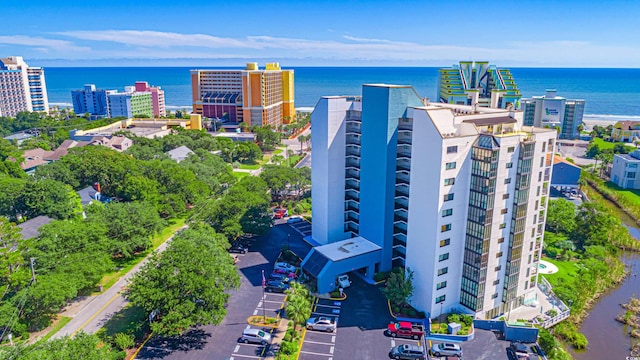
[241,328,271,345]
[430,342,462,357]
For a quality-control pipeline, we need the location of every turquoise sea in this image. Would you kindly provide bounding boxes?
[45,67,640,119]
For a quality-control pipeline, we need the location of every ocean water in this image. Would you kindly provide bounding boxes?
[44,67,640,117]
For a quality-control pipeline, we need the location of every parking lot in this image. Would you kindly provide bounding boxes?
[288,218,312,238]
[299,298,342,360]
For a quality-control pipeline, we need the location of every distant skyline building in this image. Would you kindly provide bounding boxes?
[521,90,585,140]
[307,84,555,319]
[71,84,114,118]
[134,81,166,117]
[107,86,153,118]
[0,56,49,117]
[437,61,521,110]
[191,62,294,128]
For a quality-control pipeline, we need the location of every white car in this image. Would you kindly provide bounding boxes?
[287,216,304,224]
[430,342,462,358]
[306,317,337,332]
[274,262,297,273]
[241,328,272,345]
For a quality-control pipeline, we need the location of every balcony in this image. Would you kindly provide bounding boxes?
[345,169,360,180]
[346,122,361,134]
[345,222,359,233]
[395,198,409,211]
[345,158,360,169]
[396,160,411,172]
[397,149,411,160]
[398,122,412,131]
[392,246,407,259]
[396,184,410,198]
[344,200,359,212]
[394,223,407,235]
[345,179,360,191]
[396,173,410,185]
[345,211,359,223]
[345,190,359,202]
[346,145,360,157]
[393,233,407,246]
[346,135,361,146]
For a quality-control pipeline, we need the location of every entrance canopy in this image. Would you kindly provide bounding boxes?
[301,237,382,293]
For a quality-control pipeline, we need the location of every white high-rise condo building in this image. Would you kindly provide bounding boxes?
[521,90,585,140]
[308,84,556,319]
[0,56,49,117]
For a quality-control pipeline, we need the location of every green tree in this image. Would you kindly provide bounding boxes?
[254,126,280,151]
[571,202,619,250]
[125,224,240,336]
[16,179,83,220]
[384,267,415,306]
[545,199,576,234]
[285,283,312,331]
[4,332,123,360]
[0,175,26,219]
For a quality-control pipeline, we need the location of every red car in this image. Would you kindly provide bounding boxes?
[273,268,297,278]
[273,208,289,219]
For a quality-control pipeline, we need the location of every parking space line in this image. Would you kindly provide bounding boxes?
[305,330,336,336]
[314,304,341,309]
[311,311,339,318]
[237,343,266,348]
[263,299,283,303]
[331,335,335,343]
[234,345,240,352]
[229,354,261,359]
[329,346,334,354]
[300,350,333,357]
[303,340,334,346]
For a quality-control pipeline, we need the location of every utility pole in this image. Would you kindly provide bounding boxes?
[29,258,36,283]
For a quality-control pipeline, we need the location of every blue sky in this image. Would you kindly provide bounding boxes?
[1,0,639,67]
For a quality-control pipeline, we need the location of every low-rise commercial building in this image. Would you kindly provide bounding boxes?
[611,150,640,189]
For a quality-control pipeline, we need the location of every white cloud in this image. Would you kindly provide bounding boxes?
[0,35,90,52]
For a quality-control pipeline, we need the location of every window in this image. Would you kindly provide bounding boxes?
[524,281,529,290]
[630,163,638,168]
[439,253,450,262]
[441,224,451,232]
[499,223,506,229]
[493,279,500,285]
[442,209,453,217]
[496,251,503,258]
[447,146,458,154]
[501,208,508,214]
[440,238,451,247]
[444,178,455,186]
[443,193,454,202]
[538,172,542,181]
[498,237,505,243]
[506,162,513,168]
[445,162,457,170]
[436,295,446,303]
[628,172,637,178]
[436,281,447,290]
[495,265,502,271]
[437,267,448,276]
[504,178,511,184]
[507,146,515,153]
[542,142,546,152]
[491,293,499,299]
[502,193,510,199]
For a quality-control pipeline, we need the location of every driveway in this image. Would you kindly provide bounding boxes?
[135,223,311,360]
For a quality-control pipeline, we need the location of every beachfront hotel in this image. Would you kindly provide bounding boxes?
[437,61,521,110]
[304,84,556,319]
[521,90,585,140]
[106,87,153,119]
[71,84,114,119]
[0,56,49,117]
[190,62,294,128]
[134,81,166,117]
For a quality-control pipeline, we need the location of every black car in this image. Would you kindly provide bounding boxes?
[265,280,289,293]
[268,272,292,283]
[228,243,248,254]
[388,344,426,360]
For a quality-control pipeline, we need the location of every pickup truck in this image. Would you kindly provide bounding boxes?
[385,321,425,340]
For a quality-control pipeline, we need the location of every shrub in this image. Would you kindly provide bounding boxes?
[408,309,416,317]
[447,314,461,324]
[113,333,135,351]
[280,340,299,355]
[329,291,340,298]
[373,271,391,282]
[393,306,400,313]
[572,333,588,350]
[417,311,426,319]
[538,328,556,354]
[460,314,474,327]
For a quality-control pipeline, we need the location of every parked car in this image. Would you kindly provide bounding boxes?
[509,342,529,359]
[388,344,426,360]
[273,268,297,277]
[228,243,248,254]
[268,272,293,283]
[430,342,462,358]
[265,280,289,293]
[274,262,297,273]
[306,317,337,332]
[273,208,288,219]
[385,321,425,340]
[241,328,272,345]
[286,216,304,224]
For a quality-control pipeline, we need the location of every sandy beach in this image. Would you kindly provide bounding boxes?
[582,114,640,131]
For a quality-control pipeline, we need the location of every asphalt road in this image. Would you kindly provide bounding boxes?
[51,225,188,339]
[135,222,311,360]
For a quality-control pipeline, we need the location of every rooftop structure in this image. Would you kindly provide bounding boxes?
[166,146,194,163]
[437,61,521,110]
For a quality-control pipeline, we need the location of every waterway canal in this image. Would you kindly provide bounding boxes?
[570,205,640,359]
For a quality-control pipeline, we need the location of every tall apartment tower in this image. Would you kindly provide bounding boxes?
[71,84,114,118]
[107,87,153,118]
[311,84,556,319]
[521,90,585,140]
[0,56,49,117]
[191,62,294,128]
[437,61,521,110]
[134,81,166,117]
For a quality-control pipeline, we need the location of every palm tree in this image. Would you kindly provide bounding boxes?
[298,135,305,154]
[271,154,284,165]
[285,290,311,331]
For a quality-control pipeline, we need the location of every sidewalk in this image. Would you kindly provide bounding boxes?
[264,318,289,360]
[49,225,188,340]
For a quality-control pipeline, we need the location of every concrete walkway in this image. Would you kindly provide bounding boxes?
[49,225,188,340]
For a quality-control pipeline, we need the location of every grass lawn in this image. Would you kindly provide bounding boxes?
[541,258,580,288]
[591,137,635,152]
[287,155,302,167]
[39,316,71,342]
[600,180,640,207]
[96,304,148,342]
[98,218,186,291]
[239,163,261,170]
[232,171,251,179]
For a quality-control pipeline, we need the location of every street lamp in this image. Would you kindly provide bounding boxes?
[287,233,291,250]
